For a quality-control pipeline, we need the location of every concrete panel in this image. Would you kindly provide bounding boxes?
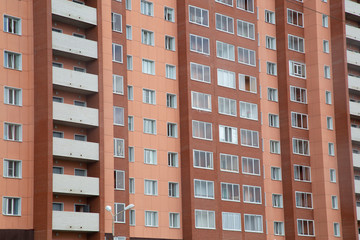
[53,102,99,127]
[351,127,360,143]
[348,75,360,92]
[52,211,99,232]
[53,174,99,196]
[53,137,99,162]
[353,153,360,168]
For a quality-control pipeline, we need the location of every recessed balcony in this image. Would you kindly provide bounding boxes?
[345,0,360,21]
[53,174,99,196]
[53,102,98,128]
[52,211,99,232]
[53,137,99,162]
[52,0,97,28]
[52,31,98,61]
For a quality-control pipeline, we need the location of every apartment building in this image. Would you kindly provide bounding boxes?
[0,0,358,239]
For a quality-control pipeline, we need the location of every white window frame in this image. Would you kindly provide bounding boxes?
[193,149,213,170]
[243,185,262,204]
[194,179,214,199]
[189,5,209,27]
[242,157,260,176]
[191,62,211,83]
[3,159,22,178]
[192,120,213,141]
[114,138,125,158]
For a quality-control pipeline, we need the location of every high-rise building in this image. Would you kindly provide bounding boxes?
[0,0,358,239]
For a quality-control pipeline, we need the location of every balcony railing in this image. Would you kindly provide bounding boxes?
[53,137,99,162]
[349,101,360,117]
[353,153,360,168]
[351,127,360,143]
[347,50,360,67]
[53,173,99,196]
[348,75,360,91]
[345,0,360,19]
[355,179,360,194]
[53,102,98,127]
[52,211,99,232]
[346,25,360,43]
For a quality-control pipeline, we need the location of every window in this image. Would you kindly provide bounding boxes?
[169,213,180,228]
[239,74,256,93]
[334,222,340,237]
[129,210,135,226]
[218,69,236,89]
[323,40,329,53]
[270,140,281,154]
[141,0,153,16]
[221,182,240,202]
[165,36,175,51]
[74,168,87,176]
[53,203,64,211]
[328,143,335,156]
[166,64,176,79]
[215,13,234,34]
[271,167,282,181]
[267,62,277,75]
[218,97,237,116]
[288,34,304,53]
[53,131,64,138]
[216,0,233,7]
[191,91,211,111]
[114,107,124,126]
[238,47,256,66]
[265,10,275,24]
[330,169,336,183]
[242,157,260,175]
[52,28,62,33]
[237,0,254,12]
[142,59,155,75]
[144,149,157,165]
[243,185,261,204]
[112,75,124,95]
[168,152,178,167]
[2,197,21,216]
[128,116,134,131]
[4,87,22,106]
[293,138,310,156]
[72,33,85,38]
[216,41,235,61]
[53,166,64,174]
[129,178,135,194]
[322,14,328,27]
[192,120,212,140]
[240,101,258,120]
[219,125,238,144]
[4,51,22,70]
[237,19,255,39]
[244,214,263,233]
[327,116,333,130]
[3,15,21,35]
[222,212,241,231]
[3,159,22,178]
[52,62,63,68]
[189,6,209,27]
[165,7,175,22]
[297,219,315,236]
[74,134,86,141]
[126,25,132,40]
[324,65,331,79]
[191,62,211,83]
[295,192,313,209]
[126,0,131,10]
[167,93,177,108]
[115,170,125,190]
[195,210,215,229]
[127,86,133,100]
[143,89,156,104]
[114,203,125,223]
[220,153,238,172]
[289,61,306,78]
[241,129,259,148]
[190,34,210,55]
[167,123,177,138]
[144,180,157,195]
[127,55,133,70]
[272,194,283,208]
[269,114,279,128]
[287,9,304,27]
[111,13,122,32]
[193,150,213,169]
[112,44,123,63]
[332,196,338,209]
[128,146,134,162]
[194,179,214,199]
[141,29,154,46]
[266,36,276,50]
[291,112,308,129]
[145,211,158,227]
[74,100,86,107]
[325,91,332,104]
[274,222,285,236]
[4,123,22,141]
[169,182,179,197]
[114,138,125,158]
[294,165,311,182]
[290,86,307,103]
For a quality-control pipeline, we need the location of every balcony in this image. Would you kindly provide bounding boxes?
[53,174,99,196]
[53,102,98,128]
[52,31,97,61]
[53,137,99,162]
[52,211,99,232]
[357,207,360,221]
[53,67,98,94]
[348,75,360,92]
[52,0,97,28]
[346,25,360,46]
[351,127,360,143]
[350,101,360,117]
[345,0,360,21]
[355,179,360,194]
[354,153,360,168]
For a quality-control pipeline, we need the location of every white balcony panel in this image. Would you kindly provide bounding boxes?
[347,50,360,67]
[350,101,360,117]
[355,179,360,194]
[346,25,360,42]
[53,174,99,196]
[53,67,98,94]
[357,207,360,221]
[345,0,360,18]
[52,0,97,28]
[52,31,98,61]
[52,211,99,232]
[53,102,98,127]
[351,127,360,143]
[348,75,360,91]
[354,154,360,168]
[53,138,99,162]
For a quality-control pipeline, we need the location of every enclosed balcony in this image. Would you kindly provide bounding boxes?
[53,102,98,127]
[52,67,98,94]
[52,211,99,232]
[52,0,97,28]
[345,0,360,21]
[348,75,360,92]
[53,174,99,196]
[53,137,99,162]
[347,50,360,68]
[354,153,360,168]
[52,31,98,61]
